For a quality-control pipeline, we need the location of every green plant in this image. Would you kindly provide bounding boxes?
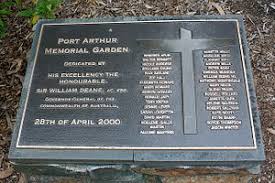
[0,1,15,38]
[18,0,61,25]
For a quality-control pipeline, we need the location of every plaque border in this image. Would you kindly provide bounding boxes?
[16,19,257,150]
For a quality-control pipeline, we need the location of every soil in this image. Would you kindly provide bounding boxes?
[0,0,274,182]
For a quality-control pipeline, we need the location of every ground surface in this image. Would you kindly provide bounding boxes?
[0,0,274,182]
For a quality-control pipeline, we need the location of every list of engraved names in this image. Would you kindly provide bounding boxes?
[200,49,242,131]
[139,53,175,135]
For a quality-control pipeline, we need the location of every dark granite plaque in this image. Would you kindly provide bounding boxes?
[9,16,264,168]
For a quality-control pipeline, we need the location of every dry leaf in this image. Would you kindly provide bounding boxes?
[0,167,13,179]
[18,173,27,183]
[5,112,12,129]
[187,11,196,15]
[210,2,225,15]
[97,1,107,6]
[111,8,120,11]
[267,128,275,135]
[257,27,264,41]
[88,0,98,5]
[145,4,153,9]
[7,58,23,75]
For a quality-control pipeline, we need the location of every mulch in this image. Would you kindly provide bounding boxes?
[0,0,274,182]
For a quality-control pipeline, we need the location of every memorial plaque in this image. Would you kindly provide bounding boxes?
[9,17,264,167]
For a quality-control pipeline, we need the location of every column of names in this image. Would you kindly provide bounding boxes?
[200,49,242,131]
[139,53,175,135]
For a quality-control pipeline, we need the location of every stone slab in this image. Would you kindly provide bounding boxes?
[9,16,264,170]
